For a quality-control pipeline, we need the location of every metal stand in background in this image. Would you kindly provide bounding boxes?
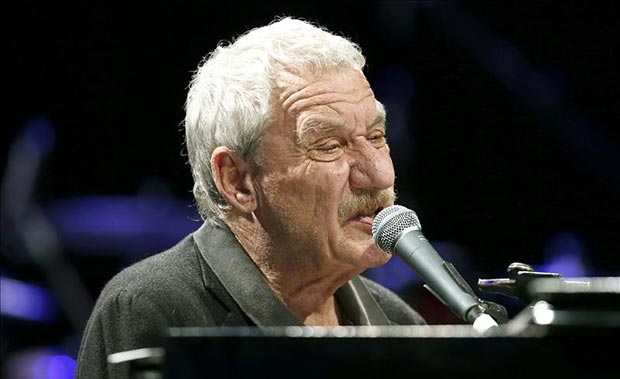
[478,262,562,303]
[478,262,620,335]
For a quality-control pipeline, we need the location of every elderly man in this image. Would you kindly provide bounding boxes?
[76,17,425,378]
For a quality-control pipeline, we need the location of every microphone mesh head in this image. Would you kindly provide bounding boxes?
[372,205,421,253]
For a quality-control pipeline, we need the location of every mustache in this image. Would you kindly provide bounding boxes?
[338,188,396,223]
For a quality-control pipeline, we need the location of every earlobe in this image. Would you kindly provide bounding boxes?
[211,147,257,214]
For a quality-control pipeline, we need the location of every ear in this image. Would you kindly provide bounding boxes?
[211,146,257,214]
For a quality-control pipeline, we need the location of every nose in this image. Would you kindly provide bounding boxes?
[348,140,395,192]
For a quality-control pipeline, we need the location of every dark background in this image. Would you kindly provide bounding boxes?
[3,1,619,377]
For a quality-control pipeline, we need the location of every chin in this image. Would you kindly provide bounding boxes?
[355,242,392,269]
[335,231,391,269]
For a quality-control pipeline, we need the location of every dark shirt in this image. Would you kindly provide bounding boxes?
[76,223,425,378]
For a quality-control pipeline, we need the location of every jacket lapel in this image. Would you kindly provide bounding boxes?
[193,223,301,327]
[335,276,391,325]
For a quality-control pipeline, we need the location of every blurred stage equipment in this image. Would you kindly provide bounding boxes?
[112,314,619,379]
[1,118,92,331]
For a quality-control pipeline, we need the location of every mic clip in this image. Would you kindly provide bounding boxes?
[477,262,562,304]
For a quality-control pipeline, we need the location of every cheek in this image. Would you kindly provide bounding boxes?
[259,160,351,216]
[313,161,350,201]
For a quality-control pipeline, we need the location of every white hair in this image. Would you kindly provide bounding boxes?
[185,17,366,225]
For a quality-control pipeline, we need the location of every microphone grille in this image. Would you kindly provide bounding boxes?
[372,205,421,253]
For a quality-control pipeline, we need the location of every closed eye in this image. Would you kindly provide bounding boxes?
[308,139,346,161]
[318,144,341,153]
[367,132,386,148]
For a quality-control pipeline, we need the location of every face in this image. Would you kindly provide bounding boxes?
[252,67,396,272]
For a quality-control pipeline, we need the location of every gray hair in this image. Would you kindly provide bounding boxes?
[185,17,366,225]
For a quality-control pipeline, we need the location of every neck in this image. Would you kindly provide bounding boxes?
[226,215,359,326]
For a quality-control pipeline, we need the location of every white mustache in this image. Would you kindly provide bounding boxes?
[338,188,396,223]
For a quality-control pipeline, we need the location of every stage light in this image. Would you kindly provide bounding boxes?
[0,276,57,322]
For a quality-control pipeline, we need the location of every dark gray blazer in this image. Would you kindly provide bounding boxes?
[76,223,425,378]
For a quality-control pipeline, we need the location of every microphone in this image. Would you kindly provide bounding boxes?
[372,205,499,331]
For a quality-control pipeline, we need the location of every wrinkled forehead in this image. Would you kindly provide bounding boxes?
[275,66,371,108]
[273,67,385,138]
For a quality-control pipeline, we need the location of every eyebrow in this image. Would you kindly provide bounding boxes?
[296,121,337,145]
[296,112,386,145]
[370,111,387,130]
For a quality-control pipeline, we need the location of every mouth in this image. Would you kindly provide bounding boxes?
[338,188,396,233]
[346,206,385,231]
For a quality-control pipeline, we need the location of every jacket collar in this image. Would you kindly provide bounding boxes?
[193,222,390,326]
